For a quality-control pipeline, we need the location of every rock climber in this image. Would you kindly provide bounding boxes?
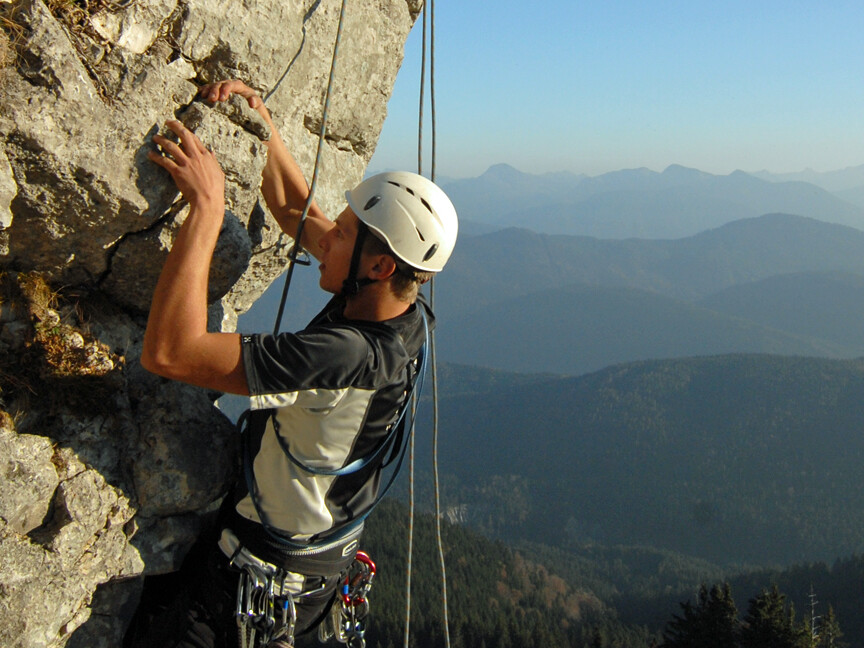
[127,79,458,647]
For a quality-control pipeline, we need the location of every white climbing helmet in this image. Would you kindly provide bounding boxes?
[345,171,458,272]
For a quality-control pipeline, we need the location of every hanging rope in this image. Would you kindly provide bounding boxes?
[402,401,416,648]
[427,0,452,644]
[272,0,349,335]
[427,5,452,646]
[404,2,451,647]
[403,3,427,644]
[402,2,426,641]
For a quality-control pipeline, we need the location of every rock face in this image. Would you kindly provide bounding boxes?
[0,0,419,645]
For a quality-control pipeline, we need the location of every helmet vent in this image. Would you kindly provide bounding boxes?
[363,195,381,210]
[423,243,439,261]
[385,181,434,214]
[415,227,426,241]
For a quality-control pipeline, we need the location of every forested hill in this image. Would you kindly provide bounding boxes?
[296,499,864,648]
[428,355,864,566]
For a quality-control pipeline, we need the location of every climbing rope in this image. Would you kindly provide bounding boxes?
[402,4,425,644]
[426,3,452,646]
[404,1,451,647]
[402,401,416,648]
[263,0,322,104]
[272,0,348,335]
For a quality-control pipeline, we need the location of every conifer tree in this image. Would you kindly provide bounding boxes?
[661,583,738,648]
[738,585,809,648]
[817,605,846,648]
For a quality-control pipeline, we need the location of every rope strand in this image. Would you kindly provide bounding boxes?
[402,398,416,648]
[405,2,450,647]
[273,0,349,335]
[427,0,451,642]
[403,4,428,646]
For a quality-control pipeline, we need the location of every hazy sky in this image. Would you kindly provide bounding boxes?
[368,1,864,179]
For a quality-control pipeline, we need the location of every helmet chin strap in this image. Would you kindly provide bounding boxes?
[341,221,377,297]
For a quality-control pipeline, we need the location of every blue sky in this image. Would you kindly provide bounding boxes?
[368,1,864,179]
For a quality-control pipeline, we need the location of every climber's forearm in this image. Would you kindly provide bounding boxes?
[143,200,220,360]
[141,202,248,395]
[142,120,248,394]
[259,125,332,261]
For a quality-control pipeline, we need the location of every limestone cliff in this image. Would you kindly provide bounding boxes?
[0,0,419,645]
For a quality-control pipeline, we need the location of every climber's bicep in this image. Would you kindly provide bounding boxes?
[142,332,249,395]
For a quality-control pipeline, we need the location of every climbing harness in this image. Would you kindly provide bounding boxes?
[232,550,378,648]
[223,524,372,648]
[235,561,297,648]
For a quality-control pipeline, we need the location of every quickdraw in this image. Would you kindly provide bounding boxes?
[319,552,377,648]
[236,563,297,648]
[234,551,376,648]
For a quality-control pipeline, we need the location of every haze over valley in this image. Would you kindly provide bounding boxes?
[253,3,864,640]
[235,162,864,643]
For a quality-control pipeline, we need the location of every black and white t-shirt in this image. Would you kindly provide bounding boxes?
[234,295,431,542]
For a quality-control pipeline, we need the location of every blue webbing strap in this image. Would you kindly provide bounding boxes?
[272,315,428,476]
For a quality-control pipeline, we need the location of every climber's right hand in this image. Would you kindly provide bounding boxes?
[149,120,225,213]
[200,80,265,113]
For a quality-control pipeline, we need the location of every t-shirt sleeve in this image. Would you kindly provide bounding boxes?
[241,326,371,409]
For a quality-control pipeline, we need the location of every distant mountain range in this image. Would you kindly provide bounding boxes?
[235,213,864,378]
[757,163,864,191]
[433,214,864,375]
[439,163,864,238]
[429,355,864,567]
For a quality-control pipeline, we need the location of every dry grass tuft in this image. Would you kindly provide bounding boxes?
[17,272,58,320]
[43,0,136,34]
[0,28,10,69]
[0,272,123,423]
[0,8,27,71]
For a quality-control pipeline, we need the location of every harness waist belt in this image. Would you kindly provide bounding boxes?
[220,517,364,578]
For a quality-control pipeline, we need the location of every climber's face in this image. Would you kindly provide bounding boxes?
[317,207,360,294]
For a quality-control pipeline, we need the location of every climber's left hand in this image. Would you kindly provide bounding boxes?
[148,120,225,212]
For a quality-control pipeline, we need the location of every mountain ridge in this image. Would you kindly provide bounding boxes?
[441,163,864,238]
[239,213,864,378]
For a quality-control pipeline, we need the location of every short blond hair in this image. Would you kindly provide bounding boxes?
[363,233,433,302]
